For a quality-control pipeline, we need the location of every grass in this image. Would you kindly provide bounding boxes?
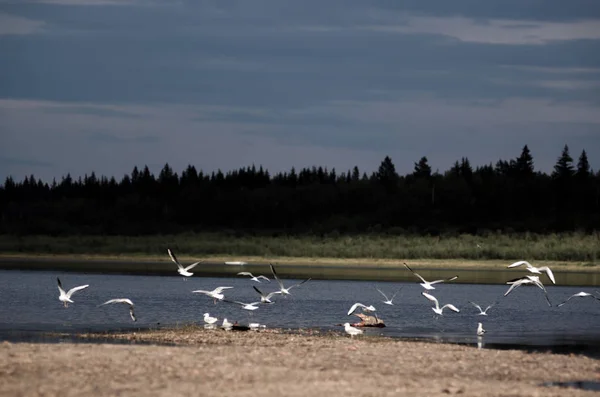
[0,231,598,264]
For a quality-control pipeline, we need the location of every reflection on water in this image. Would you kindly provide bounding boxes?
[1,269,599,356]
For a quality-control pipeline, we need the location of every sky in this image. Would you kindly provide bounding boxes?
[1,0,599,183]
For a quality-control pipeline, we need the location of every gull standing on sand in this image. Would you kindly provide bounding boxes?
[221,318,233,330]
[347,302,377,316]
[203,313,218,325]
[225,261,247,265]
[477,322,486,336]
[507,260,556,284]
[100,298,136,322]
[57,278,89,308]
[376,286,401,305]
[504,275,552,307]
[167,248,203,279]
[404,263,458,290]
[192,286,233,303]
[237,272,270,283]
[270,264,311,296]
[557,291,600,307]
[421,292,460,315]
[469,301,497,316]
[252,286,281,303]
[343,323,363,337]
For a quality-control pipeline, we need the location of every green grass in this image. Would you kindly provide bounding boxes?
[0,232,599,263]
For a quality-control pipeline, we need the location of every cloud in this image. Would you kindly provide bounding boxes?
[363,17,600,45]
[0,12,44,35]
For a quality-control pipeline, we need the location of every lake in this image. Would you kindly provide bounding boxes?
[1,269,599,355]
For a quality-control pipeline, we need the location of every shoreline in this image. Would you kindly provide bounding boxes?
[2,326,598,396]
[1,254,599,285]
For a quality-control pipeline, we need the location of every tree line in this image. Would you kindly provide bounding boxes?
[1,144,598,236]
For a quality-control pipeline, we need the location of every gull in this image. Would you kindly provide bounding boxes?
[557,291,600,307]
[167,248,203,279]
[507,260,556,284]
[100,298,136,322]
[404,263,458,290]
[469,301,497,316]
[221,318,233,330]
[270,264,311,295]
[253,286,281,303]
[343,323,363,337]
[237,272,270,283]
[203,313,218,325]
[347,302,376,316]
[421,292,460,315]
[504,275,552,307]
[249,323,266,331]
[376,286,401,305]
[57,277,89,308]
[225,261,247,265]
[224,300,261,311]
[192,286,233,303]
[477,322,486,336]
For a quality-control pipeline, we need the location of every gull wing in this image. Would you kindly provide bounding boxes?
[375,287,390,301]
[212,286,234,294]
[404,263,428,284]
[469,301,483,312]
[504,280,523,296]
[183,261,203,272]
[57,277,66,296]
[429,276,458,285]
[252,285,266,298]
[390,287,402,300]
[101,298,134,307]
[538,266,556,284]
[265,291,282,300]
[257,275,270,282]
[270,264,285,290]
[65,284,89,298]
[557,293,582,307]
[421,292,439,305]
[442,304,460,313]
[288,278,311,290]
[237,272,254,277]
[167,248,183,269]
[507,260,531,268]
[347,302,367,316]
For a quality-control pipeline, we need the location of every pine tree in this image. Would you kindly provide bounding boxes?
[552,145,574,179]
[413,156,432,178]
[576,149,590,178]
[515,145,534,176]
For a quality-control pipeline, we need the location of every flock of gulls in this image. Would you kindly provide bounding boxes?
[56,250,600,339]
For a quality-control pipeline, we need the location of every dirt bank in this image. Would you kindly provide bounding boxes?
[1,327,598,397]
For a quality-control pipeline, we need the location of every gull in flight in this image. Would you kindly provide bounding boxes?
[376,286,401,305]
[224,300,261,311]
[167,248,203,279]
[507,260,556,284]
[469,301,497,316]
[477,322,486,336]
[504,275,552,307]
[203,313,218,325]
[343,322,363,337]
[57,277,89,308]
[100,298,136,322]
[347,302,376,316]
[404,263,458,290]
[557,291,600,307]
[252,286,281,303]
[421,292,460,315]
[270,264,311,295]
[192,286,233,303]
[237,272,270,283]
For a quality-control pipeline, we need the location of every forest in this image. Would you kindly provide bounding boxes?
[0,144,598,237]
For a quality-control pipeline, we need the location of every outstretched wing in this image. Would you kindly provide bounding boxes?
[504,280,523,296]
[101,298,134,307]
[288,278,311,290]
[347,302,366,316]
[65,284,89,298]
[376,287,390,301]
[167,248,183,269]
[421,292,439,305]
[469,301,483,312]
[237,272,254,277]
[257,275,270,282]
[270,264,285,290]
[429,276,458,285]
[538,266,556,284]
[252,285,266,298]
[183,261,203,272]
[442,304,460,313]
[57,277,66,296]
[404,263,428,284]
[507,260,530,268]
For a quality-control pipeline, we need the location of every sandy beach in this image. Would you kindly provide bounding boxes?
[1,327,598,397]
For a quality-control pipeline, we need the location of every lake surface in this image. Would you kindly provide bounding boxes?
[1,269,599,355]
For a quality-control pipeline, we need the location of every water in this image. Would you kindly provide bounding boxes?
[1,269,599,354]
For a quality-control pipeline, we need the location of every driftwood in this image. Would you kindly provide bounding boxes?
[352,313,386,328]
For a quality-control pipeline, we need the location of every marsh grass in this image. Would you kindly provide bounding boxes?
[0,232,598,263]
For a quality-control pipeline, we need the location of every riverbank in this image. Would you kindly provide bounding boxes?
[1,254,599,285]
[1,328,598,396]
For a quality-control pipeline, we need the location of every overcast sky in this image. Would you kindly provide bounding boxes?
[1,0,599,183]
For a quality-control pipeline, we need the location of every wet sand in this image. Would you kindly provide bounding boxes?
[1,327,599,397]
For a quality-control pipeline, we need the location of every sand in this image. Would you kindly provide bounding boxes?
[1,327,598,397]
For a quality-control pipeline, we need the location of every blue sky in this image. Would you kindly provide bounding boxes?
[1,0,599,182]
